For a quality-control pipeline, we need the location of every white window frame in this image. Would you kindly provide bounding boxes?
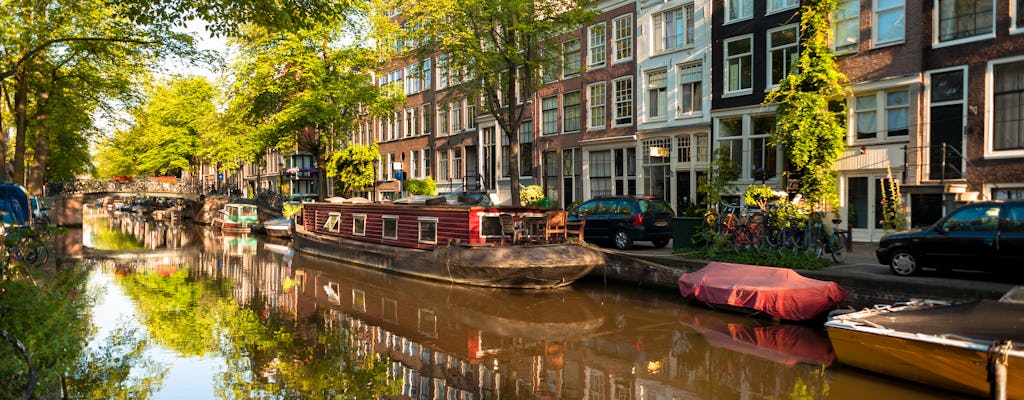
[613,77,634,126]
[563,91,582,133]
[677,61,703,117]
[353,213,366,236]
[833,0,860,54]
[324,212,341,233]
[768,0,799,14]
[382,215,399,240]
[588,82,607,129]
[986,55,1024,158]
[724,35,753,96]
[933,0,994,47]
[542,95,559,135]
[853,88,911,143]
[1014,0,1024,35]
[562,38,581,78]
[646,69,668,121]
[767,24,799,89]
[588,23,607,69]
[418,217,438,244]
[612,14,633,63]
[873,0,905,47]
[652,5,694,54]
[725,0,753,23]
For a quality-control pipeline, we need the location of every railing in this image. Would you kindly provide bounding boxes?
[47,179,202,196]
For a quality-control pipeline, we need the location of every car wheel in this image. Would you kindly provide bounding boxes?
[613,230,633,250]
[889,250,920,276]
[652,239,669,248]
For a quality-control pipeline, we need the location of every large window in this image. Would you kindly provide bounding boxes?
[718,117,744,168]
[588,23,607,68]
[653,5,694,54]
[936,0,992,43]
[1017,0,1024,31]
[520,123,534,176]
[768,0,798,13]
[993,60,1024,151]
[874,0,905,45]
[614,78,634,125]
[562,39,581,77]
[834,0,859,53]
[589,82,607,129]
[726,0,753,22]
[439,150,450,181]
[590,150,613,196]
[647,70,667,120]
[563,91,581,132]
[725,35,753,94]
[542,96,559,135]
[678,62,702,115]
[854,89,909,141]
[437,104,449,136]
[612,15,633,62]
[750,115,778,181]
[768,25,798,86]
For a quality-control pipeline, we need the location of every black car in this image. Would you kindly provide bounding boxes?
[876,200,1024,276]
[568,196,675,250]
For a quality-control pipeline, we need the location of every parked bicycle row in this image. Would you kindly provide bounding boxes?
[709,206,849,264]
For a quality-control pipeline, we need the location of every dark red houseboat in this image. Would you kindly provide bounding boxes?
[295,201,605,289]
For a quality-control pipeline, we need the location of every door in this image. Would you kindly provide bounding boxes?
[675,171,692,214]
[921,203,1000,268]
[929,104,963,180]
[997,203,1024,268]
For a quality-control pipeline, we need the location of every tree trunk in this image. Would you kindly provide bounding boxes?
[14,70,29,186]
[28,111,49,194]
[505,64,521,206]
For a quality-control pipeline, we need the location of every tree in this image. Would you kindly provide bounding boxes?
[223,22,402,199]
[397,0,597,205]
[327,142,380,197]
[764,0,848,209]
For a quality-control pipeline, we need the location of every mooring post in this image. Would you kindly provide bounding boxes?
[988,340,1012,400]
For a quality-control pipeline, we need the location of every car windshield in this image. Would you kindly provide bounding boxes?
[639,200,674,214]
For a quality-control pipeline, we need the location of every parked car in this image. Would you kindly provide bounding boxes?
[876,200,1024,276]
[567,196,675,250]
[29,195,49,226]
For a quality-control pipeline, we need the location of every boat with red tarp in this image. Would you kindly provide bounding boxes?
[294,201,604,289]
[677,262,848,321]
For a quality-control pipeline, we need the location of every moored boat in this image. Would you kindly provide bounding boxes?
[295,201,605,289]
[825,299,1024,399]
[262,216,293,238]
[677,262,848,321]
[214,203,259,233]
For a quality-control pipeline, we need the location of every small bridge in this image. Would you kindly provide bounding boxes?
[48,179,204,226]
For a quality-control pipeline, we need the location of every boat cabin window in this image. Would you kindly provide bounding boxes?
[324,212,341,233]
[353,214,367,236]
[382,215,399,239]
[419,217,438,244]
[352,289,366,312]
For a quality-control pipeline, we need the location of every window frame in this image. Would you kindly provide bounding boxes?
[677,61,703,117]
[542,95,559,135]
[613,77,634,126]
[724,35,754,96]
[563,91,582,133]
[588,23,607,69]
[562,38,581,78]
[588,82,607,129]
[853,88,911,143]
[612,14,633,63]
[986,56,1024,158]
[324,212,341,233]
[382,215,399,240]
[652,5,694,54]
[646,69,668,121]
[767,24,799,89]
[725,0,753,23]
[418,217,438,244]
[1014,0,1024,34]
[353,213,366,236]
[767,0,799,14]
[933,0,994,47]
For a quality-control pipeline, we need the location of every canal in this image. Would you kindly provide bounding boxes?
[70,210,964,399]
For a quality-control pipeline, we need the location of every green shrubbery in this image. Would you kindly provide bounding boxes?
[676,246,830,270]
[403,178,437,195]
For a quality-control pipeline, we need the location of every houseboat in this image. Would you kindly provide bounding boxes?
[294,201,604,289]
[214,203,259,233]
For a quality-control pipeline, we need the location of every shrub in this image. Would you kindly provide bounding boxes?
[520,185,545,207]
[404,178,437,195]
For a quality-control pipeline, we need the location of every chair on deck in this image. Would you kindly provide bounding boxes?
[566,214,586,243]
[499,214,519,245]
[544,211,568,243]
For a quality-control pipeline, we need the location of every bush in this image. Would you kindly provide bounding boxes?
[403,178,437,195]
[520,185,545,207]
[675,246,830,270]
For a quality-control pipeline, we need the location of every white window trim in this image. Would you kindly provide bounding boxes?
[833,0,861,54]
[588,23,607,69]
[767,0,799,15]
[353,213,367,236]
[612,14,633,64]
[931,0,996,48]
[766,24,799,90]
[850,88,911,144]
[723,34,754,97]
[873,0,906,48]
[418,217,438,244]
[324,212,341,233]
[985,55,1024,158]
[588,82,607,130]
[1013,0,1024,35]
[563,91,582,133]
[725,0,753,24]
[676,61,704,119]
[646,69,669,123]
[612,76,634,127]
[382,215,399,240]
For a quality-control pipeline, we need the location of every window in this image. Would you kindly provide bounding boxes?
[993,60,1024,151]
[562,39,581,77]
[678,62,702,115]
[520,123,534,176]
[612,15,632,62]
[450,100,463,132]
[653,5,694,53]
[542,96,559,135]
[563,91,582,132]
[768,0,798,13]
[589,82,607,128]
[726,0,753,22]
[750,115,778,180]
[437,104,449,135]
[466,101,477,129]
[942,204,1000,232]
[422,104,432,134]
[439,151,450,181]
[647,70,667,120]
[833,0,860,53]
[382,216,398,240]
[324,212,341,233]
[1016,0,1024,31]
[353,214,366,236]
[614,77,633,125]
[437,54,449,89]
[854,89,909,140]
[872,0,905,45]
[678,135,692,163]
[590,150,613,196]
[718,117,744,167]
[588,24,606,68]
[453,148,463,179]
[725,36,753,94]
[410,149,419,178]
[937,0,991,43]
[418,217,438,244]
[768,25,798,86]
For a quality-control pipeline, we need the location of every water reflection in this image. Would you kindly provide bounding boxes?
[78,213,965,399]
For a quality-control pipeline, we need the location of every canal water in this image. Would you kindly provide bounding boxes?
[73,211,964,399]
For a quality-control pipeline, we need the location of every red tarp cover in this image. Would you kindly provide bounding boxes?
[677,262,848,321]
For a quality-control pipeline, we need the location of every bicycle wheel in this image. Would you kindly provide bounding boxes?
[0,329,37,399]
[830,233,848,263]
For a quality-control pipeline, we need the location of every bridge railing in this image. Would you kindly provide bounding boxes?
[48,179,202,196]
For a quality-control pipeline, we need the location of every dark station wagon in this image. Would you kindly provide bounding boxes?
[876,200,1024,276]
[568,196,675,250]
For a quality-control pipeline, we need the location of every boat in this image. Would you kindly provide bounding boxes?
[677,262,848,321]
[294,201,605,289]
[214,203,259,233]
[262,216,293,238]
[825,299,1024,399]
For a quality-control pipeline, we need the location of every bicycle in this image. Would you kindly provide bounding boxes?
[0,307,38,400]
[3,227,49,267]
[822,218,849,264]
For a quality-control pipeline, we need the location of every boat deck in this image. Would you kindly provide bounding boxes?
[852,300,1024,342]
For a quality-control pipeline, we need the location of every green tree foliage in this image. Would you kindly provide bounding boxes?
[327,142,380,196]
[223,22,402,199]
[95,76,218,177]
[396,0,597,205]
[764,0,848,209]
[65,325,168,400]
[404,177,437,195]
[698,148,741,212]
